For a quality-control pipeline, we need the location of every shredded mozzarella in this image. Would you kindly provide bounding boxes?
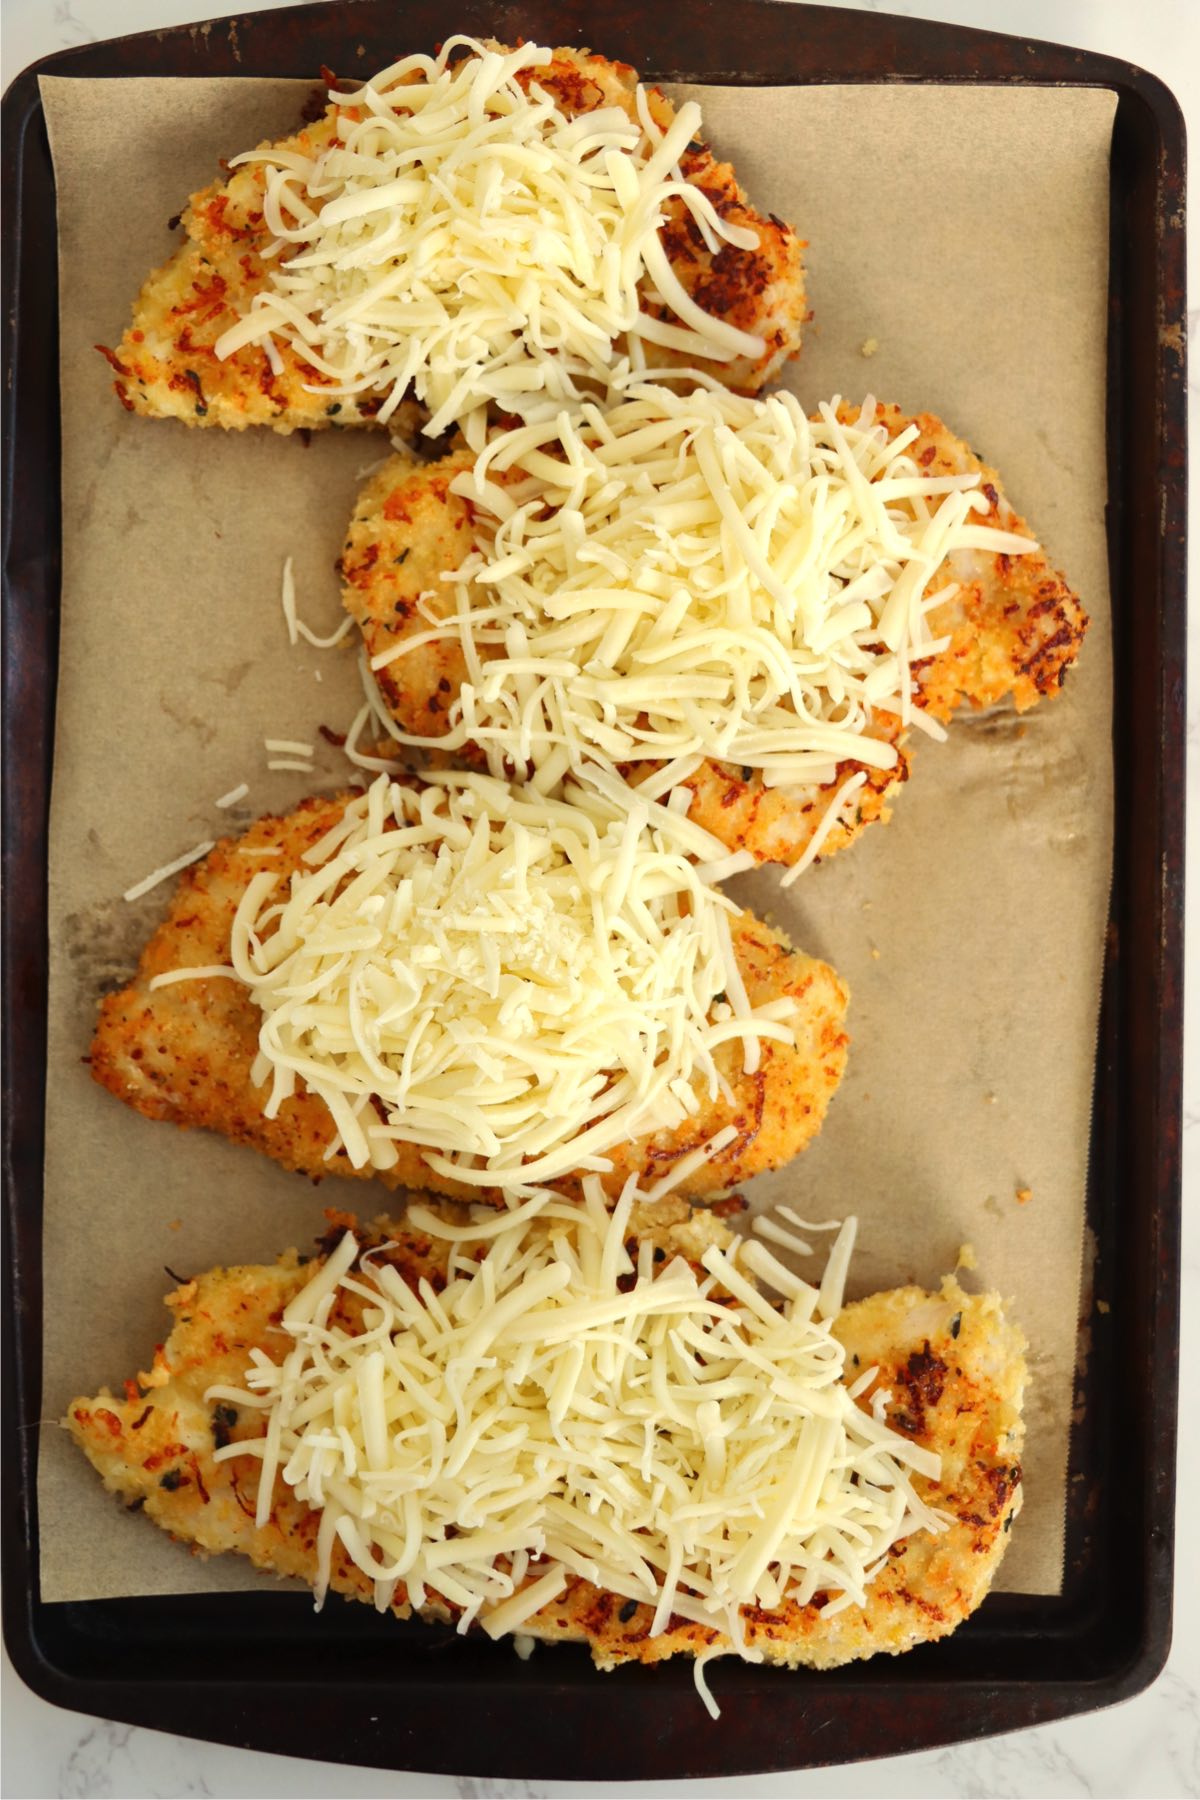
[264,738,315,756]
[214,783,250,810]
[227,770,794,1186]
[371,389,1037,807]
[214,39,762,448]
[281,555,354,650]
[122,840,216,903]
[208,1193,946,1674]
[694,1647,731,1721]
[280,555,300,646]
[148,963,237,990]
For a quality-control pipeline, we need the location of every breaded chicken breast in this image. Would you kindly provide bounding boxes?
[90,788,848,1201]
[102,46,805,434]
[67,1200,1025,1673]
[344,403,1085,871]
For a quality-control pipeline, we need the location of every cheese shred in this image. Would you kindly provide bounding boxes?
[123,841,216,904]
[281,555,354,650]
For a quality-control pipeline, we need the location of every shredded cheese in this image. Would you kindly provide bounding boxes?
[122,840,216,903]
[229,770,794,1187]
[369,389,1037,813]
[208,1192,946,1680]
[215,39,763,448]
[215,783,250,810]
[148,963,237,990]
[264,738,315,757]
[281,555,355,650]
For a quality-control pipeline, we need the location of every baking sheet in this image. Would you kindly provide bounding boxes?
[36,74,1115,1604]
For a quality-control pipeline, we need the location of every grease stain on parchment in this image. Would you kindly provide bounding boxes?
[158,690,218,748]
[61,896,145,1013]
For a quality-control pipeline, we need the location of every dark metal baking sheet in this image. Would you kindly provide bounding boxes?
[1,0,1186,1779]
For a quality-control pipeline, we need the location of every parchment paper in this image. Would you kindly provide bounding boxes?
[36,74,1115,1604]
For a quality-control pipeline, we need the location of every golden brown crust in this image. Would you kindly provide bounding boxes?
[104,47,804,432]
[345,403,1087,871]
[89,785,848,1202]
[67,1209,1024,1671]
[342,448,481,738]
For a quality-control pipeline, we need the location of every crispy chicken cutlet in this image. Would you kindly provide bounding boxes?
[90,781,848,1201]
[343,398,1086,874]
[68,1198,1025,1677]
[101,42,805,436]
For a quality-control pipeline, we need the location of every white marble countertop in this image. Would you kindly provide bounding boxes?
[3,0,1197,1794]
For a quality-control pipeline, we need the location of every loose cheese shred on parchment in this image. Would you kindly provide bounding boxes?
[226,769,797,1187]
[123,840,216,903]
[281,555,354,651]
[367,388,1037,857]
[207,1188,947,1719]
[214,38,763,448]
